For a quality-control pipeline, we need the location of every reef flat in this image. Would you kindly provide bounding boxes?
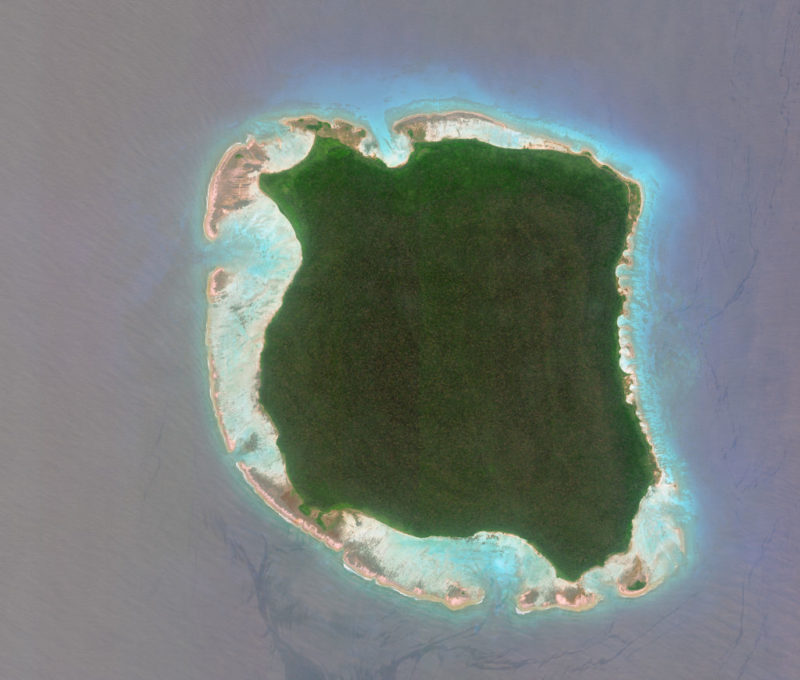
[203,112,686,612]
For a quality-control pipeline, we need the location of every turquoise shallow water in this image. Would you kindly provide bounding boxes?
[203,65,697,614]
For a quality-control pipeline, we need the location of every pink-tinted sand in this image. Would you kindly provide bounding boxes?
[516,585,598,614]
[203,136,268,241]
[237,462,344,551]
[206,266,228,300]
[342,550,483,611]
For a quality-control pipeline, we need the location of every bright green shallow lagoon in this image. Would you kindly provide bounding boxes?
[258,135,655,581]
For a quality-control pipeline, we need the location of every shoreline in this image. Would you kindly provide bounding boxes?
[341,550,484,611]
[616,181,664,484]
[203,136,269,241]
[392,110,575,155]
[203,110,677,612]
[237,461,485,610]
[516,585,598,614]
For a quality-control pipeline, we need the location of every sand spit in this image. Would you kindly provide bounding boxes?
[393,110,573,154]
[205,110,686,613]
[393,111,497,143]
[206,267,229,300]
[203,135,269,240]
[516,582,598,614]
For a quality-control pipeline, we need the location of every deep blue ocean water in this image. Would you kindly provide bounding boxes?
[4,2,798,678]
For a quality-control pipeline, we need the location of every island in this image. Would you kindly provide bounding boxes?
[203,112,687,612]
[256,129,657,582]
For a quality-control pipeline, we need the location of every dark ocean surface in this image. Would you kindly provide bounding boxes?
[2,1,798,678]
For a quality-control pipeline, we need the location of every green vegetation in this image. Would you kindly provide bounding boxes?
[629,579,647,591]
[304,120,332,132]
[258,135,654,580]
